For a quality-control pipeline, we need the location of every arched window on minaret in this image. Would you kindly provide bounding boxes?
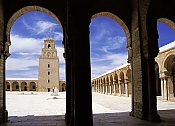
[48,44,51,49]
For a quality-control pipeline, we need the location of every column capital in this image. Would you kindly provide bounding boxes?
[124,79,129,84]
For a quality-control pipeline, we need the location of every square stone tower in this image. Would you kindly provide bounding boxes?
[38,38,59,92]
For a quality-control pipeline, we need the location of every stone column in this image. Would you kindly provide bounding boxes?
[125,83,129,97]
[102,85,104,94]
[69,6,93,125]
[119,83,121,96]
[106,85,108,95]
[65,33,72,125]
[101,85,102,93]
[10,83,12,91]
[19,84,21,92]
[130,1,160,121]
[113,83,116,95]
[27,83,30,91]
[109,82,112,95]
[161,78,164,99]
[164,78,167,100]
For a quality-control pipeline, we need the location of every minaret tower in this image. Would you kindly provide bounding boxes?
[38,38,59,92]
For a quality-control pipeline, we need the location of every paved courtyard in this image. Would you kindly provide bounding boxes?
[1,92,175,126]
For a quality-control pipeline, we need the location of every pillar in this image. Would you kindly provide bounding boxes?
[161,78,164,99]
[65,23,72,124]
[113,83,116,95]
[69,3,93,125]
[130,1,160,121]
[102,84,105,94]
[106,85,108,95]
[125,83,129,97]
[119,83,121,96]
[163,78,167,100]
[10,83,12,91]
[19,84,21,92]
[27,83,30,91]
[109,82,112,95]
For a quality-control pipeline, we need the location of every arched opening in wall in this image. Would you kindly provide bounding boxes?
[5,6,65,117]
[30,82,36,91]
[21,82,27,91]
[62,83,66,91]
[157,18,175,100]
[12,81,19,91]
[119,71,125,95]
[90,12,131,115]
[114,73,119,94]
[164,55,175,98]
[6,82,10,91]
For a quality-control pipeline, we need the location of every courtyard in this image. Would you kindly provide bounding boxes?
[2,92,175,126]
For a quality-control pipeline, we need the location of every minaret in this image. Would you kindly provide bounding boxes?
[38,38,59,92]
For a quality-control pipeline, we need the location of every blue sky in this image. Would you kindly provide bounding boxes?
[6,11,175,80]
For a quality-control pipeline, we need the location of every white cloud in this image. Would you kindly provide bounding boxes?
[10,34,44,53]
[100,36,126,53]
[91,53,128,79]
[36,21,58,34]
[6,57,38,70]
[53,32,63,41]
[23,19,59,35]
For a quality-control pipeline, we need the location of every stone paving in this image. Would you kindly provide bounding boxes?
[1,92,175,126]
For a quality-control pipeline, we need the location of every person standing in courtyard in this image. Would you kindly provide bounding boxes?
[52,87,54,92]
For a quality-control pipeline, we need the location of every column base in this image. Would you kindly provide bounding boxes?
[3,110,8,123]
[147,113,160,122]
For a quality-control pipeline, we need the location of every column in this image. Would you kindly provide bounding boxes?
[103,85,105,94]
[164,78,167,100]
[109,82,112,95]
[10,83,12,91]
[119,83,121,96]
[19,84,21,92]
[70,7,93,125]
[27,83,30,91]
[161,78,164,99]
[98,84,100,93]
[125,83,129,97]
[106,85,108,95]
[113,83,116,95]
[101,85,103,93]
[65,34,71,125]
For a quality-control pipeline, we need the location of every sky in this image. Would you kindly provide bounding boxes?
[6,11,175,80]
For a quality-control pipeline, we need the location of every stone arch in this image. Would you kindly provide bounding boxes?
[157,18,175,32]
[62,83,66,91]
[163,54,175,73]
[126,69,131,82]
[119,71,124,83]
[114,73,118,83]
[91,12,131,49]
[110,75,114,84]
[21,81,27,91]
[6,81,10,91]
[106,76,109,85]
[30,81,36,91]
[6,6,63,43]
[119,71,125,94]
[12,81,19,91]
